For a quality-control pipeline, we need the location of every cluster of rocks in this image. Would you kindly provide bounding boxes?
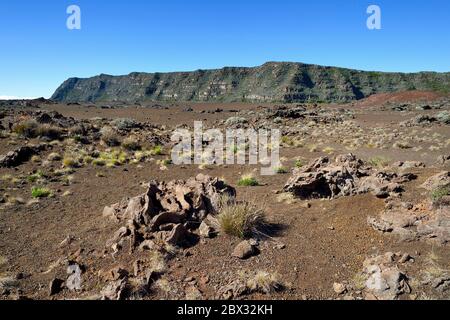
[31,110,78,128]
[0,97,53,108]
[267,105,353,124]
[400,111,450,127]
[368,171,450,245]
[358,252,411,300]
[282,154,413,200]
[97,174,236,300]
[103,174,235,252]
[0,144,49,167]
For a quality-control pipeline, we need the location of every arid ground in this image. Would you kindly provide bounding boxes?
[0,91,449,300]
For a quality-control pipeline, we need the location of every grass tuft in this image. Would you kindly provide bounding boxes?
[31,187,52,199]
[217,197,267,239]
[237,174,259,187]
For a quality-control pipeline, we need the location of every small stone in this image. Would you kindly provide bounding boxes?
[399,253,412,264]
[333,282,347,295]
[274,243,286,250]
[232,240,256,259]
[199,221,214,238]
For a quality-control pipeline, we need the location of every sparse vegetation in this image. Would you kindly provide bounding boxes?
[122,136,141,151]
[294,159,303,168]
[274,166,289,174]
[368,156,390,168]
[12,119,39,138]
[237,174,259,187]
[393,141,412,149]
[62,156,78,168]
[27,171,45,183]
[31,187,52,199]
[431,184,450,205]
[100,126,121,146]
[150,145,163,156]
[276,192,296,204]
[247,271,283,294]
[36,124,63,140]
[217,197,267,238]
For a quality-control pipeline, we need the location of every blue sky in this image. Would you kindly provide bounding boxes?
[0,0,449,98]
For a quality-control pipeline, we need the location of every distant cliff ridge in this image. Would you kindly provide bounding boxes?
[51,62,450,103]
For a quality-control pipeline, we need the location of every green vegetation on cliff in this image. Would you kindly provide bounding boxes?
[51,62,450,103]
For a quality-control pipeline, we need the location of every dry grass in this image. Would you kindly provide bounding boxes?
[37,124,63,140]
[47,152,62,161]
[246,271,283,294]
[122,136,141,151]
[100,126,121,146]
[12,120,63,140]
[148,251,168,274]
[393,141,412,149]
[276,192,297,204]
[217,196,267,239]
[368,156,390,168]
[0,255,8,267]
[422,250,449,280]
[0,275,19,291]
[12,119,39,138]
[62,156,79,168]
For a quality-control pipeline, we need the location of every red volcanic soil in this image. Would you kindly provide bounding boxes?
[355,91,445,107]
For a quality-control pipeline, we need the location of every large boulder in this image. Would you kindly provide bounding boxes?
[103,174,235,250]
[283,154,407,200]
[0,144,48,168]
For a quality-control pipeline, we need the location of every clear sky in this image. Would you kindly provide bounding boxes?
[0,0,449,98]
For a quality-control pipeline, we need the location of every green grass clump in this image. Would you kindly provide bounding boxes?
[31,187,52,199]
[275,166,289,174]
[98,150,128,167]
[27,171,45,183]
[431,184,450,205]
[92,158,106,166]
[237,174,259,187]
[294,160,303,168]
[160,159,172,166]
[150,145,163,156]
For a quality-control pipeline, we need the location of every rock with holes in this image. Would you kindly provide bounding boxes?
[283,154,407,200]
[421,172,450,191]
[0,144,48,168]
[360,253,411,300]
[368,199,450,245]
[104,174,235,250]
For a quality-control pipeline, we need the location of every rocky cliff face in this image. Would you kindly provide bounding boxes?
[51,62,450,103]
